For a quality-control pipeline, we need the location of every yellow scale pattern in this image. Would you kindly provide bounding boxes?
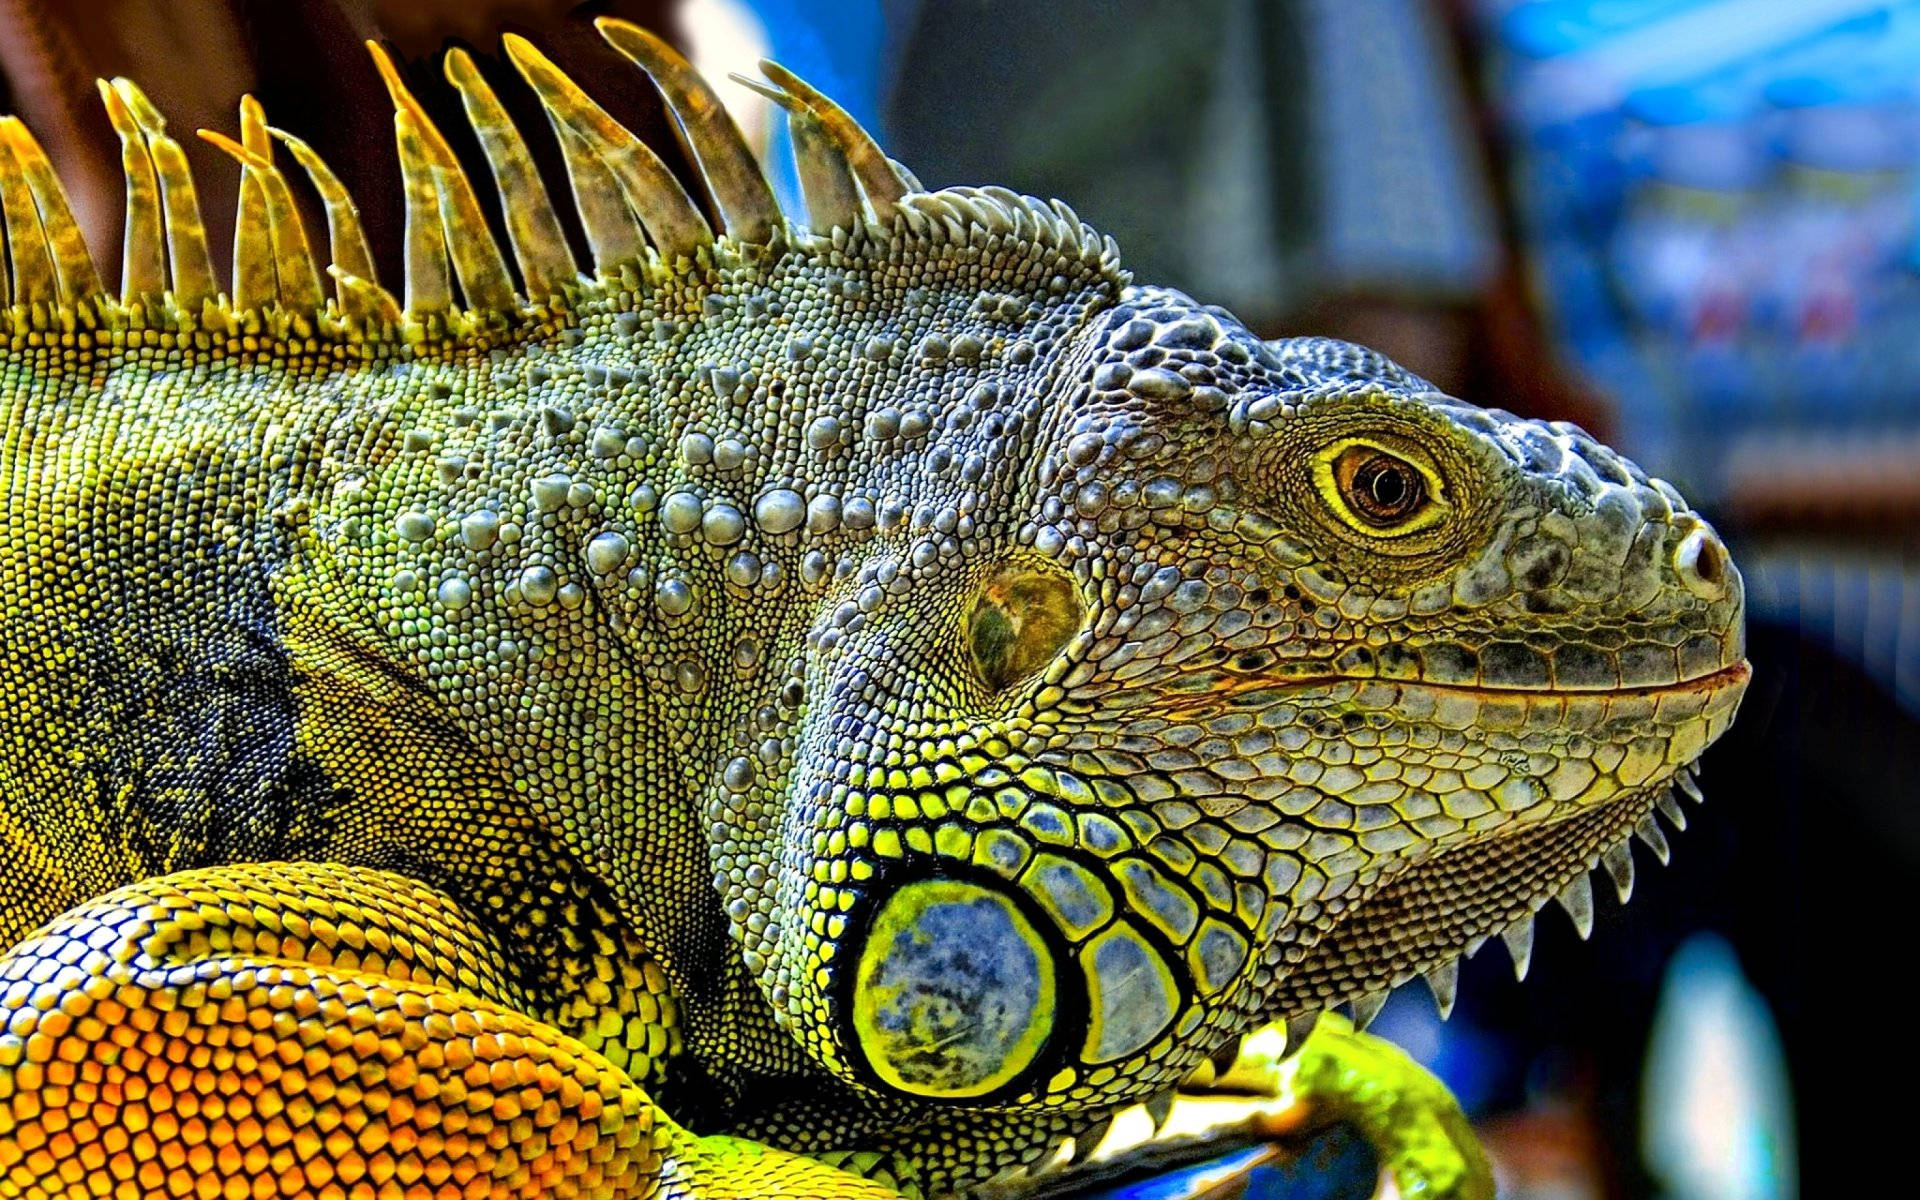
[0,865,655,1197]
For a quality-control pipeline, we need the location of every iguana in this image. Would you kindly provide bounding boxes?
[0,20,1747,1200]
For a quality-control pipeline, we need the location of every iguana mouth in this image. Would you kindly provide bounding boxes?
[1220,655,1749,698]
[1393,658,1751,698]
[1255,661,1748,1028]
[1169,653,1749,725]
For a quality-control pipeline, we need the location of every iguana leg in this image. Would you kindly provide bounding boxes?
[1184,1014,1495,1200]
[0,862,894,1199]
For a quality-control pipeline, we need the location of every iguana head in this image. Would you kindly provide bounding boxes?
[761,275,1746,1111]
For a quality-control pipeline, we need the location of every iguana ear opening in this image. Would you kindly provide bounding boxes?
[965,565,1084,692]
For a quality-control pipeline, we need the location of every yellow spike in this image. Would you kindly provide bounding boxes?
[196,129,324,313]
[393,109,452,316]
[225,95,327,311]
[366,43,514,311]
[443,48,576,300]
[326,264,402,326]
[225,97,275,310]
[267,127,381,312]
[733,75,858,235]
[254,172,325,312]
[98,79,166,303]
[788,107,864,236]
[0,120,60,306]
[0,117,104,304]
[114,78,218,309]
[554,121,646,272]
[596,18,779,245]
[503,33,711,265]
[0,165,9,305]
[757,61,908,220]
[239,94,270,157]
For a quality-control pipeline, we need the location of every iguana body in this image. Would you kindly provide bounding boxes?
[0,22,1746,1200]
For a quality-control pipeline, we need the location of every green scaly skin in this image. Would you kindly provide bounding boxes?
[0,23,1745,1200]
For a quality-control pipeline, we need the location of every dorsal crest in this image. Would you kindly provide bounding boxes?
[0,19,1125,348]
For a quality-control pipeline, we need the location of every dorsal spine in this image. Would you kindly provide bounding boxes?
[0,20,1123,358]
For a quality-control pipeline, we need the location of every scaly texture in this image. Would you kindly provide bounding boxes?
[0,20,1746,1200]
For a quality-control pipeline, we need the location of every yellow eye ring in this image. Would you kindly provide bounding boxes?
[1310,438,1450,536]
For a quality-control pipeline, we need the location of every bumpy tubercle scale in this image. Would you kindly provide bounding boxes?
[0,19,1746,1200]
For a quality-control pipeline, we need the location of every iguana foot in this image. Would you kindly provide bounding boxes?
[978,1015,1492,1200]
[1186,1013,1495,1200]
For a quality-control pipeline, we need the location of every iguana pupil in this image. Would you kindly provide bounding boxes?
[1363,458,1413,513]
[1341,446,1427,525]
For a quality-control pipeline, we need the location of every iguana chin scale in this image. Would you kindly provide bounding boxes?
[0,19,1746,1200]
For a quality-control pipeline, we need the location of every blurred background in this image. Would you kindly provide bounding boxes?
[0,0,1873,1196]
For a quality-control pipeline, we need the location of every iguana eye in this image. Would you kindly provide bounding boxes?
[1313,439,1449,536]
[967,566,1084,691]
[1349,453,1421,521]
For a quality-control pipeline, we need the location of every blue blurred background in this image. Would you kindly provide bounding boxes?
[3,1,1873,1195]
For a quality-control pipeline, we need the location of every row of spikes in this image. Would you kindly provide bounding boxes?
[1258,761,1707,1056]
[0,19,921,325]
[1351,763,1702,1035]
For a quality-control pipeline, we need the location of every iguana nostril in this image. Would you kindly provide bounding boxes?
[850,879,1055,1099]
[1673,524,1731,600]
